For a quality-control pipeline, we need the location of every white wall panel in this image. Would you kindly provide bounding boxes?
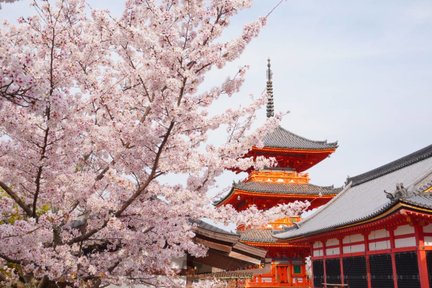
[343,233,364,244]
[424,236,432,246]
[326,247,340,256]
[394,224,414,236]
[313,241,323,248]
[423,224,432,233]
[369,240,390,251]
[326,238,339,246]
[368,229,389,240]
[394,237,416,248]
[343,244,365,254]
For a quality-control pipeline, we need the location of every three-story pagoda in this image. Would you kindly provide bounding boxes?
[214,60,341,287]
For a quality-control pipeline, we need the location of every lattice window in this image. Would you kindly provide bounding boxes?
[343,256,367,288]
[369,254,394,288]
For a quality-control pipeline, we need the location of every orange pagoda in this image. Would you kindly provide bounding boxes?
[213,60,341,287]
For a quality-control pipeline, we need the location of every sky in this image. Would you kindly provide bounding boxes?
[1,0,431,191]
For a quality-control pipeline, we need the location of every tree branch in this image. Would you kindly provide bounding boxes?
[115,121,174,217]
[0,181,33,217]
[0,252,21,265]
[67,122,174,245]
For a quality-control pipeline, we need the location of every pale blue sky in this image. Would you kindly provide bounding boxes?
[1,0,431,189]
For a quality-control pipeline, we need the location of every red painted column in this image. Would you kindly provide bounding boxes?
[339,237,344,286]
[389,229,398,288]
[323,240,327,288]
[363,232,372,288]
[415,225,430,288]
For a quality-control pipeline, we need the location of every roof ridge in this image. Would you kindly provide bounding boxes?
[277,126,338,146]
[348,144,432,186]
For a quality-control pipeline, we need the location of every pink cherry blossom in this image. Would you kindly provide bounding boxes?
[0,1,306,286]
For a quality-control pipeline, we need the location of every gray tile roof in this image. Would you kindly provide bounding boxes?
[240,229,277,243]
[399,174,432,208]
[233,181,341,195]
[214,181,341,206]
[401,194,432,210]
[275,145,432,240]
[194,270,254,280]
[347,144,432,186]
[263,126,338,150]
[193,219,238,236]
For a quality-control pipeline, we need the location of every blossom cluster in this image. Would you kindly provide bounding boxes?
[0,0,305,286]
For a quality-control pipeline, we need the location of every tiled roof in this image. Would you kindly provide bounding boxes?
[195,270,254,280]
[233,181,341,196]
[193,219,237,236]
[275,144,432,240]
[214,181,341,206]
[402,194,432,210]
[263,126,337,150]
[400,175,432,209]
[347,144,432,186]
[240,229,277,243]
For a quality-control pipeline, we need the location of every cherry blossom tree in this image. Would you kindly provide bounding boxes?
[0,0,307,287]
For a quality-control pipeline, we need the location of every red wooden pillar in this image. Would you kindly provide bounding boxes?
[389,229,398,288]
[363,232,372,288]
[287,261,292,286]
[338,237,344,286]
[415,225,430,288]
[323,240,327,288]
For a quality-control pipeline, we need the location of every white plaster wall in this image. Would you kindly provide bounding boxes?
[368,229,389,240]
[394,224,414,236]
[395,237,416,248]
[369,240,390,251]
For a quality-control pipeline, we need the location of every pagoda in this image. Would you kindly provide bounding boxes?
[214,60,341,287]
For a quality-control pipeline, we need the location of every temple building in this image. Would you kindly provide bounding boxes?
[275,144,432,288]
[189,60,432,288]
[191,60,341,287]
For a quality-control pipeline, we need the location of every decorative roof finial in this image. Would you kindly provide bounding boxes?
[266,58,274,118]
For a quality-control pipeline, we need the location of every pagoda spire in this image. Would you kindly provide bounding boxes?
[266,59,274,118]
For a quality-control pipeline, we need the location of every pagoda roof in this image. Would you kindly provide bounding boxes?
[233,181,341,196]
[262,126,338,151]
[215,182,341,206]
[274,144,432,241]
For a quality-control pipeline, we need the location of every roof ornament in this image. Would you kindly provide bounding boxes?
[384,183,408,201]
[266,58,274,118]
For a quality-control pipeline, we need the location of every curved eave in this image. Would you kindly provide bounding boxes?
[240,147,337,173]
[242,240,307,248]
[263,126,338,150]
[251,146,337,154]
[215,188,337,207]
[276,202,432,242]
